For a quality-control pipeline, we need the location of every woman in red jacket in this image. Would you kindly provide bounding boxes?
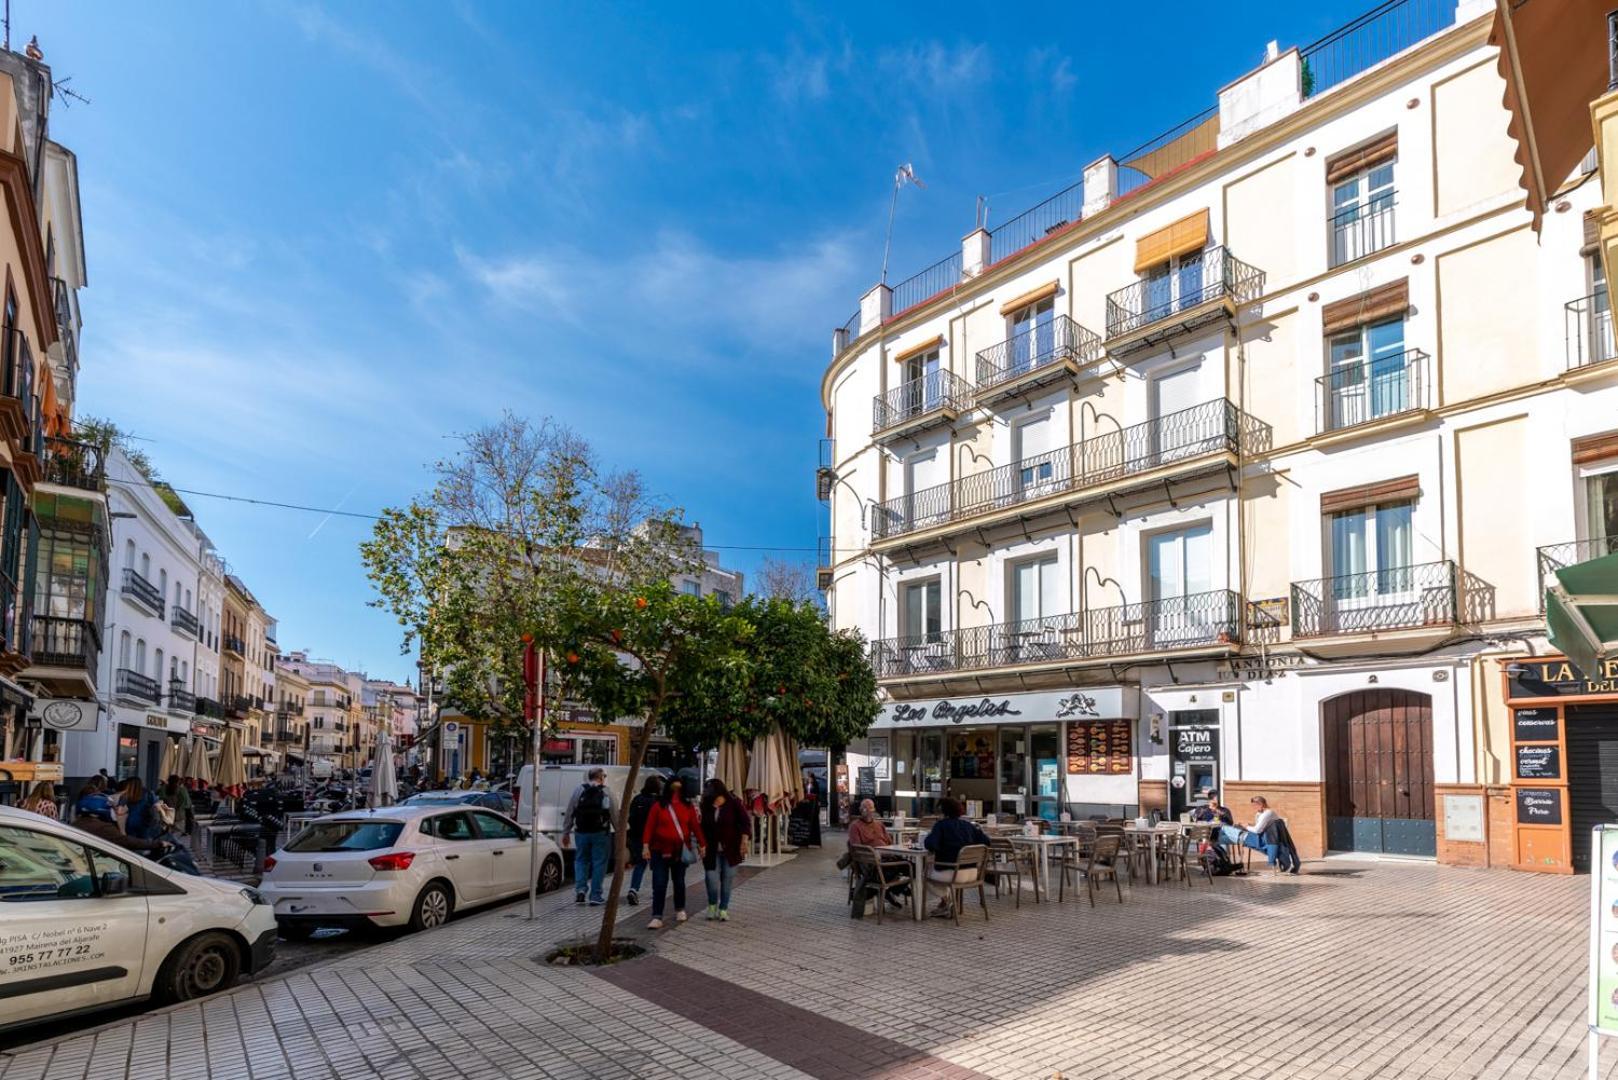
[640,776,704,929]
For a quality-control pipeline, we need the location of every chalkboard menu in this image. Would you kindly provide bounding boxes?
[855,766,876,797]
[1512,707,1560,744]
[1517,787,1563,826]
[1515,744,1562,781]
[1066,720,1133,775]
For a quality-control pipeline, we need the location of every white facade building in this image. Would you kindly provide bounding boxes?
[822,1,1618,871]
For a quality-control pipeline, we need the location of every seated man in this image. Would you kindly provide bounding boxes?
[1218,796,1300,873]
[847,799,892,849]
[922,798,991,916]
[1190,790,1234,827]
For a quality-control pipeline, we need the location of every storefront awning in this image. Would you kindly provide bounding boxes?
[1546,551,1618,678]
[1489,0,1610,230]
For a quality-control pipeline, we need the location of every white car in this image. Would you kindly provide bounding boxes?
[257,804,564,936]
[0,805,278,1031]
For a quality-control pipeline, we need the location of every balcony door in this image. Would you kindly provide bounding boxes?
[902,448,945,532]
[1327,318,1406,428]
[1009,297,1055,373]
[1146,523,1213,647]
[899,578,943,673]
[1150,363,1202,465]
[1005,555,1061,664]
[1580,455,1618,563]
[1330,160,1395,266]
[1327,500,1413,630]
[904,350,941,415]
[1012,411,1059,503]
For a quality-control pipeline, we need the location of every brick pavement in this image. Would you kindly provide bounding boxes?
[0,846,1611,1080]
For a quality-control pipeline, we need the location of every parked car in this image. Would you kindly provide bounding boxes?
[256,804,563,938]
[400,789,515,816]
[0,805,277,1031]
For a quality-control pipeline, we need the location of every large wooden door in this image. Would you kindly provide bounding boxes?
[1322,689,1435,856]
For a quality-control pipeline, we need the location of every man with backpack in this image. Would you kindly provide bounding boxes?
[563,767,615,905]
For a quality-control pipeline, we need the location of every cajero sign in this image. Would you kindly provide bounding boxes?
[871,686,1138,729]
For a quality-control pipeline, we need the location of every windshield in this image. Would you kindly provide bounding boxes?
[285,820,403,853]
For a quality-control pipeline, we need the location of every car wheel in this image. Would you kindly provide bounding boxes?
[539,855,563,894]
[277,921,317,942]
[158,932,243,1003]
[409,881,453,931]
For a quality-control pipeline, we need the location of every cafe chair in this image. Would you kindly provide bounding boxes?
[848,844,912,923]
[928,844,990,926]
[1159,829,1207,887]
[985,837,1038,907]
[1076,833,1126,907]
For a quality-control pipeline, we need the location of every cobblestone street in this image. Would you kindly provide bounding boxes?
[0,846,1609,1080]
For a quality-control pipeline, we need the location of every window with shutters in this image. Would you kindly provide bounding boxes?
[1318,280,1421,433]
[1327,133,1397,267]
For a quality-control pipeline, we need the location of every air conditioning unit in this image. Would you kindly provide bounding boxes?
[816,568,834,591]
[815,466,835,501]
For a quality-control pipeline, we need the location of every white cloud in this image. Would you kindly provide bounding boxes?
[878,41,990,94]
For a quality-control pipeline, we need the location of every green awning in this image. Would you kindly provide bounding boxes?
[1547,551,1618,679]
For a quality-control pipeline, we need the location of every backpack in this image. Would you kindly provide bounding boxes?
[573,784,610,833]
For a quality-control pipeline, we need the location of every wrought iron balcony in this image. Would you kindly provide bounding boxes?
[1328,195,1396,268]
[0,327,33,447]
[121,567,165,618]
[870,590,1242,678]
[194,696,226,720]
[974,315,1104,404]
[1315,348,1430,434]
[1537,538,1618,611]
[1290,559,1457,638]
[29,615,99,672]
[167,681,196,715]
[873,399,1247,541]
[226,693,256,715]
[50,276,72,338]
[1566,292,1616,371]
[42,437,105,492]
[171,605,200,637]
[873,370,973,439]
[223,634,245,656]
[274,728,301,742]
[115,667,161,705]
[1104,246,1264,341]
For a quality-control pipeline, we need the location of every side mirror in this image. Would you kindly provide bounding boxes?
[100,873,129,896]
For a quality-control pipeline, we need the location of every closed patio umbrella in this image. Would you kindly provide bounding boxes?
[158,737,180,781]
[716,738,750,796]
[747,727,795,812]
[214,727,246,796]
[368,727,399,806]
[182,736,214,789]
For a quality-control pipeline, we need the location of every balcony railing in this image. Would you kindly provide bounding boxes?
[988,180,1084,264]
[1315,348,1430,433]
[1290,559,1457,638]
[121,567,165,618]
[227,693,255,715]
[1566,292,1616,370]
[167,682,196,715]
[42,437,104,491]
[870,590,1243,678]
[1537,538,1618,610]
[171,606,200,637]
[873,399,1246,541]
[1298,0,1454,100]
[891,252,963,317]
[974,315,1104,395]
[223,634,245,656]
[1105,246,1264,339]
[29,615,99,672]
[1328,195,1396,267]
[274,728,301,742]
[872,370,973,435]
[194,696,226,720]
[116,667,161,705]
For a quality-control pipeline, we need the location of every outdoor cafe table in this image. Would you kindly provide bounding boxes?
[872,844,932,922]
[1005,833,1078,899]
[1122,823,1185,885]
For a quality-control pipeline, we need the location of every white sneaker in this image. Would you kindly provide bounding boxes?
[647,918,664,930]
[675,910,688,923]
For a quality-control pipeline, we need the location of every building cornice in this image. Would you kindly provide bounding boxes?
[0,149,55,351]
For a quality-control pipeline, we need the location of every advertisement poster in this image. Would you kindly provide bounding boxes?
[868,735,890,780]
[1593,827,1618,1035]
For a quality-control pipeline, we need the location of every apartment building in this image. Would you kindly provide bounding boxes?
[278,651,356,777]
[822,0,1616,873]
[222,576,274,771]
[192,538,225,717]
[273,661,310,772]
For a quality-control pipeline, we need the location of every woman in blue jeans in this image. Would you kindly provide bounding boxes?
[699,779,750,921]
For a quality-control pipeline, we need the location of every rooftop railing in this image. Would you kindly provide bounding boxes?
[872,370,974,435]
[1290,559,1457,637]
[891,251,963,318]
[873,399,1245,540]
[974,314,1104,394]
[1298,0,1456,100]
[1566,292,1616,370]
[1117,106,1221,199]
[870,589,1242,678]
[1104,247,1264,339]
[987,180,1084,264]
[1315,348,1430,433]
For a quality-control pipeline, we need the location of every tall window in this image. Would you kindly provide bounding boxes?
[1329,500,1413,596]
[1013,412,1056,493]
[1326,317,1408,428]
[1143,249,1206,321]
[124,539,136,574]
[154,648,164,681]
[119,630,130,669]
[1010,556,1060,625]
[1330,160,1395,266]
[134,638,146,672]
[1582,455,1618,545]
[902,349,942,413]
[34,525,98,623]
[901,578,941,644]
[139,553,150,581]
[1147,524,1213,602]
[1008,297,1055,371]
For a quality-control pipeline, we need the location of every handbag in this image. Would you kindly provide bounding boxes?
[666,804,700,866]
[155,799,176,829]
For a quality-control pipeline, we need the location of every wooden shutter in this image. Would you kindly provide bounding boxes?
[893,335,945,364]
[1321,279,1409,335]
[1320,474,1420,514]
[999,280,1059,316]
[1583,209,1601,257]
[1325,131,1399,184]
[1572,431,1618,465]
[1134,209,1210,273]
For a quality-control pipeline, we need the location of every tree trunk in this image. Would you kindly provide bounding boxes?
[594,716,657,964]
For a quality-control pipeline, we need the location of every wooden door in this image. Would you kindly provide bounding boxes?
[1322,689,1435,856]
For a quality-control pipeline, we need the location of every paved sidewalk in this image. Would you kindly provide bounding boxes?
[1,846,1610,1080]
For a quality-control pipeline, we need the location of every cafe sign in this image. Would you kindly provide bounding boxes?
[872,686,1137,729]
[1506,657,1618,701]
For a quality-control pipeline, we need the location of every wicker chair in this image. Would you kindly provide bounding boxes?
[927,844,991,926]
[847,844,912,923]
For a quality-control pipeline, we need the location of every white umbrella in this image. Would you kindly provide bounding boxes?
[368,726,399,806]
[182,736,214,788]
[215,727,246,795]
[159,737,181,781]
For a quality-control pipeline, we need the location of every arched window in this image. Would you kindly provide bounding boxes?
[134,639,146,672]
[118,630,130,669]
[124,540,135,573]
[158,568,167,600]
[140,553,150,581]
[154,648,164,682]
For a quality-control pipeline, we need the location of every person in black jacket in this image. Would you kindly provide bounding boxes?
[922,798,991,917]
[624,774,664,905]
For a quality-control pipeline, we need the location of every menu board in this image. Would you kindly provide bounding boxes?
[855,767,876,797]
[1516,787,1563,826]
[1066,720,1133,775]
[1515,744,1562,781]
[1512,707,1560,744]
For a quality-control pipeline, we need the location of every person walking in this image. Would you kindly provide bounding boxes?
[624,774,663,906]
[562,766,615,905]
[641,776,703,930]
[700,778,750,922]
[20,781,58,819]
[161,775,194,834]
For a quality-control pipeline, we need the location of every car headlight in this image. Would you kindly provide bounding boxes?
[240,886,269,906]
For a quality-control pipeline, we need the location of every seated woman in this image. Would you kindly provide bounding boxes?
[922,798,991,916]
[1217,796,1300,872]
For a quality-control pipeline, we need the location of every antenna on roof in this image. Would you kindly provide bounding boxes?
[53,75,90,108]
[4,0,10,52]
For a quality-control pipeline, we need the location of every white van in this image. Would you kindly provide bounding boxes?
[0,805,278,1031]
[512,763,637,841]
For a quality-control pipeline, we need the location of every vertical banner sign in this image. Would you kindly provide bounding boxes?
[1592,826,1618,1074]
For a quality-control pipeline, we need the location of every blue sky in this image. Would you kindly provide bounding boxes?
[30,0,1378,680]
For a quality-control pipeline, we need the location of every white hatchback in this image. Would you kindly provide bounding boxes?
[0,806,278,1031]
[257,804,564,936]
